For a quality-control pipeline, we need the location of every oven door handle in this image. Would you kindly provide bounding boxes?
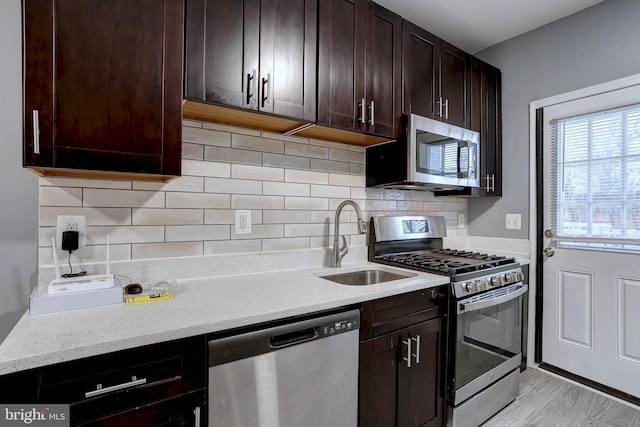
[457,284,528,314]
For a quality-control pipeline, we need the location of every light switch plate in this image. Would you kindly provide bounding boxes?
[505,213,521,230]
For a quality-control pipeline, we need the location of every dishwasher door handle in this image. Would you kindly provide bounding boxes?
[270,327,318,348]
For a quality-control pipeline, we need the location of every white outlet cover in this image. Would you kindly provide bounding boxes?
[458,213,466,228]
[56,215,87,250]
[234,210,251,235]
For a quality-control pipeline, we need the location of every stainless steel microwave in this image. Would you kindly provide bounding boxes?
[366,113,480,191]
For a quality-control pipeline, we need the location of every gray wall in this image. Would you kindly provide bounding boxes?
[469,0,640,239]
[0,0,38,342]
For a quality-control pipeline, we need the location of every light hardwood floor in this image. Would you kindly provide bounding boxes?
[483,368,640,427]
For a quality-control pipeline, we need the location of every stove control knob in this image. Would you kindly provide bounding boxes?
[491,276,503,287]
[505,271,523,283]
[477,279,487,291]
[465,282,476,293]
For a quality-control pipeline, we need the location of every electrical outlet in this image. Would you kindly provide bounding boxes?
[458,213,466,228]
[505,213,521,230]
[235,210,251,235]
[56,215,87,250]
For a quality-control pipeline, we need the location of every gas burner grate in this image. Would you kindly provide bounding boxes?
[378,250,516,277]
[432,249,507,261]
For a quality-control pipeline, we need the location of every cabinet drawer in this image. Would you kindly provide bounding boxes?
[39,337,206,425]
[360,285,447,340]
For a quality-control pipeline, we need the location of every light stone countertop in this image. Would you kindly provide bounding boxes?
[0,262,449,376]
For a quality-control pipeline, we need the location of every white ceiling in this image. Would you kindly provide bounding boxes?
[374,0,605,53]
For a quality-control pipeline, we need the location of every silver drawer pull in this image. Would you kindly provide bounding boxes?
[84,376,147,398]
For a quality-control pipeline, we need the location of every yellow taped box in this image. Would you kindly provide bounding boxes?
[125,291,173,305]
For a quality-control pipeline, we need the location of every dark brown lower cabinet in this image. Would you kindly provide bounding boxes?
[75,392,205,427]
[0,336,207,427]
[359,287,446,427]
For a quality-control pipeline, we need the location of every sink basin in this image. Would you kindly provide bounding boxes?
[318,269,417,286]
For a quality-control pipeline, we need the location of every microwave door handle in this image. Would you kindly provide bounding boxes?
[457,141,469,179]
[457,284,528,314]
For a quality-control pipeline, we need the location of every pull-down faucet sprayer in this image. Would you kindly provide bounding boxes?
[331,200,367,268]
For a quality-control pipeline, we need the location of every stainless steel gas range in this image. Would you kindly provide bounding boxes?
[369,215,527,427]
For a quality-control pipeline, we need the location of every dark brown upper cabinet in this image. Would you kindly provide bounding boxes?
[185,0,317,122]
[402,21,438,121]
[479,60,503,196]
[402,20,471,130]
[317,0,402,139]
[440,57,502,197]
[440,41,470,129]
[23,0,183,181]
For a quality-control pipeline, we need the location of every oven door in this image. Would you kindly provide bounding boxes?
[450,283,528,405]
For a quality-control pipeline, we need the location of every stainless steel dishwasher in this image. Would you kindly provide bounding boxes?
[208,309,360,427]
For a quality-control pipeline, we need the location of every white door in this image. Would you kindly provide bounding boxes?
[541,85,640,398]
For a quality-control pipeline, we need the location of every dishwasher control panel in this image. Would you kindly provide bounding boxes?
[321,316,360,337]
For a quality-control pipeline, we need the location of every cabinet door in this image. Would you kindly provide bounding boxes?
[469,56,482,132]
[76,392,206,427]
[439,41,470,129]
[482,62,503,196]
[23,0,183,176]
[185,0,259,109]
[259,0,317,120]
[364,1,402,138]
[402,20,440,120]
[359,332,400,427]
[399,318,444,427]
[317,0,365,131]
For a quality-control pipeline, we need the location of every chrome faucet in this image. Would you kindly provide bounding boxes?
[331,200,367,268]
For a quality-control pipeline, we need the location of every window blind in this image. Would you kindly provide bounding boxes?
[550,103,640,251]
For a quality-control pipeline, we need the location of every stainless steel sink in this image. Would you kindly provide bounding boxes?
[318,269,416,286]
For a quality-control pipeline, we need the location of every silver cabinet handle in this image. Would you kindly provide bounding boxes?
[411,335,420,364]
[32,110,40,154]
[368,100,375,126]
[444,99,449,120]
[437,97,443,117]
[246,69,256,105]
[193,406,201,426]
[84,376,147,398]
[485,174,495,192]
[358,97,366,124]
[402,337,412,368]
[261,73,271,107]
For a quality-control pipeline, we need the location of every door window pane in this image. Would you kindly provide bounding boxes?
[554,103,640,251]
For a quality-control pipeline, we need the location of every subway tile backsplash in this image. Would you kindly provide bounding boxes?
[37,120,468,267]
